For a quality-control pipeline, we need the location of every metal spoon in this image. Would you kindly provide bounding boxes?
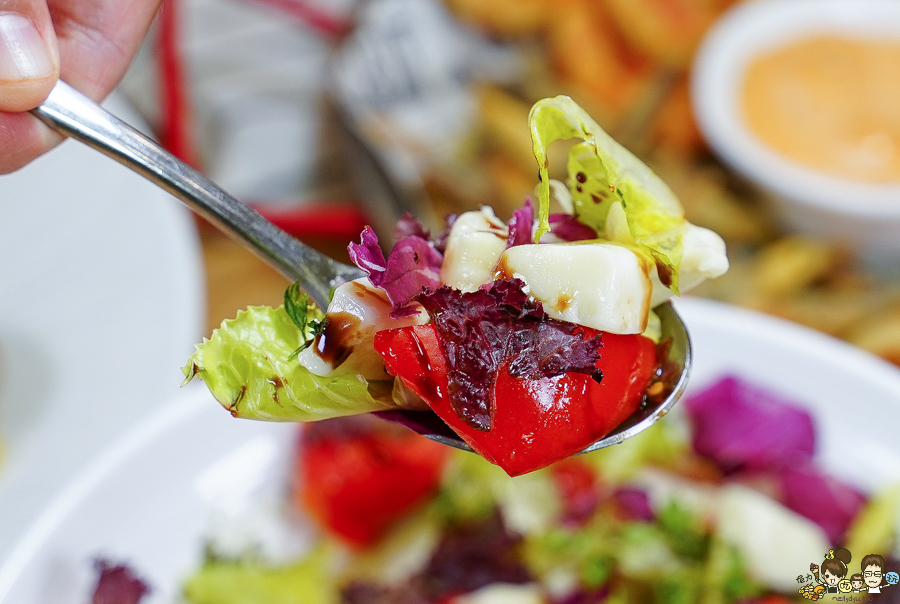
[32,80,691,455]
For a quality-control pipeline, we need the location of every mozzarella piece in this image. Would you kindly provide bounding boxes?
[440,207,508,292]
[650,223,729,307]
[298,278,427,380]
[717,484,830,592]
[496,243,652,334]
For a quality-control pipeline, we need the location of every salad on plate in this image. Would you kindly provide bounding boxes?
[88,376,900,604]
[184,96,728,476]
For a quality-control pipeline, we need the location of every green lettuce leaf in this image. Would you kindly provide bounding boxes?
[183,545,338,604]
[529,95,687,291]
[183,305,394,421]
[844,483,900,559]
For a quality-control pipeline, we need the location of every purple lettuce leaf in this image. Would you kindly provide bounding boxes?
[348,227,443,318]
[341,582,429,604]
[554,586,610,604]
[507,199,535,248]
[394,212,431,241]
[777,460,866,544]
[611,486,655,522]
[549,214,599,242]
[422,512,531,595]
[685,375,816,474]
[415,279,603,431]
[343,513,529,603]
[92,560,150,604]
[433,213,457,254]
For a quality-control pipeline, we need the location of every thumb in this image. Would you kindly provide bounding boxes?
[0,1,59,112]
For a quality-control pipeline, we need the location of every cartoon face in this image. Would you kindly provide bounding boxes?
[823,569,840,586]
[852,579,864,590]
[864,565,883,588]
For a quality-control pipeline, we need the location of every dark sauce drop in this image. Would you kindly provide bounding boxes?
[641,338,679,410]
[314,311,362,369]
[492,256,513,281]
[655,259,674,288]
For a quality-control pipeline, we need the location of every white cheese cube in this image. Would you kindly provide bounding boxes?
[440,208,509,292]
[717,484,830,592]
[650,223,729,307]
[496,243,652,334]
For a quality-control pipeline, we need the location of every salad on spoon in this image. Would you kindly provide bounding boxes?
[183,96,728,476]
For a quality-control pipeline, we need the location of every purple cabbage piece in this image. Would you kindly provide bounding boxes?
[92,560,150,604]
[612,487,655,522]
[347,226,387,276]
[549,214,599,242]
[348,227,443,318]
[778,460,866,544]
[685,375,816,474]
[507,199,535,248]
[415,279,603,431]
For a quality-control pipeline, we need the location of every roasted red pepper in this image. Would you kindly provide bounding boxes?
[374,324,656,476]
[295,421,448,547]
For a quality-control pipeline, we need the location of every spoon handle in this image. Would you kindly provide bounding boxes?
[32,81,363,309]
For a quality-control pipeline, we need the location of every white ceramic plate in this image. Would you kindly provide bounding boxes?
[1,298,900,603]
[0,95,205,561]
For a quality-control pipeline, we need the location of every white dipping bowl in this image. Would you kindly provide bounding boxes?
[692,0,900,265]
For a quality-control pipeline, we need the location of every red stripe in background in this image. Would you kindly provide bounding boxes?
[157,0,366,241]
[255,203,370,241]
[158,0,199,168]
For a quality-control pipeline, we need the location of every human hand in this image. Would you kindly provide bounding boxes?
[0,0,162,173]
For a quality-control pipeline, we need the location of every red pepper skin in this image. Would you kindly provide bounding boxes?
[295,426,447,547]
[374,324,656,476]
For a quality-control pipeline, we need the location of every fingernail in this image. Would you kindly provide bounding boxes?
[0,13,54,81]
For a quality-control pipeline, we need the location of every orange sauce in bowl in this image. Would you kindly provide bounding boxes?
[741,35,900,184]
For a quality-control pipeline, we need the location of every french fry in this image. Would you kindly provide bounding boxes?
[650,155,773,245]
[650,77,707,157]
[443,0,550,37]
[476,86,535,175]
[846,307,900,366]
[604,0,721,69]
[545,0,655,126]
[750,236,844,299]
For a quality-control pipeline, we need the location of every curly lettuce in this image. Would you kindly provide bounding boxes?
[183,305,394,422]
[529,95,687,291]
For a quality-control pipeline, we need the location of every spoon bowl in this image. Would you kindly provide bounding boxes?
[32,80,692,455]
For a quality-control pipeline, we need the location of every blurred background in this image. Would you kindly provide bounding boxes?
[117,0,900,365]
